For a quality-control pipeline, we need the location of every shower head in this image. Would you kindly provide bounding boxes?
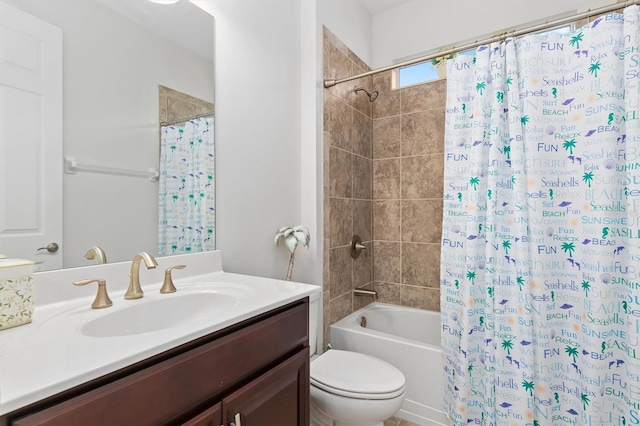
[354,87,379,102]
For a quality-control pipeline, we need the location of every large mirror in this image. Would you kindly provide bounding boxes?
[0,0,214,270]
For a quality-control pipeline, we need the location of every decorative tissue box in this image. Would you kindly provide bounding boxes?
[0,258,35,331]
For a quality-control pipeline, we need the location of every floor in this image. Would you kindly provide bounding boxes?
[384,417,420,426]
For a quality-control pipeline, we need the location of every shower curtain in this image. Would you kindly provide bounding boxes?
[441,6,640,425]
[158,116,215,255]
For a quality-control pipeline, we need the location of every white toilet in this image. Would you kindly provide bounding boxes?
[308,295,406,426]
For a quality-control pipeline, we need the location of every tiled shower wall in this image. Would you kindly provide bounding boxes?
[322,28,446,345]
[371,73,445,311]
[322,28,375,346]
[159,85,213,125]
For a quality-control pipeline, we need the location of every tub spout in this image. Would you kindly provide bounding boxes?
[354,287,377,299]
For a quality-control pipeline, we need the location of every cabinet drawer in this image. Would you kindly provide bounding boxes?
[14,302,308,426]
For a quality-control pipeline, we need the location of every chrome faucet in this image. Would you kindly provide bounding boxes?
[85,246,107,264]
[125,252,158,299]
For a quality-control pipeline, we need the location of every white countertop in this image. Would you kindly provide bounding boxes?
[0,251,320,416]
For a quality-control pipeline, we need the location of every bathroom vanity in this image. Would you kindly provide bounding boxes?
[0,251,319,426]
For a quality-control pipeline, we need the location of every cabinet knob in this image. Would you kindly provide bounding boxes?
[230,413,242,426]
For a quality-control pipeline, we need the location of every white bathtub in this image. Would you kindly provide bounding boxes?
[330,302,447,426]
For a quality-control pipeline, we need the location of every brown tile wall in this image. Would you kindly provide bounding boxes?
[371,73,445,312]
[159,85,213,125]
[322,28,374,347]
[322,29,446,348]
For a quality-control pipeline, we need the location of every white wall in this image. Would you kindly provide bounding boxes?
[7,0,214,268]
[372,0,619,68]
[318,0,373,67]
[198,0,313,281]
[188,0,377,288]
[300,0,323,287]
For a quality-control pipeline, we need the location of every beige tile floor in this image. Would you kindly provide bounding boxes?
[384,417,421,426]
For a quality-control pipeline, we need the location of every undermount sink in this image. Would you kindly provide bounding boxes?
[81,285,251,337]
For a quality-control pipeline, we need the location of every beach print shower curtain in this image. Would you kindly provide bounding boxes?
[441,6,640,425]
[158,116,215,255]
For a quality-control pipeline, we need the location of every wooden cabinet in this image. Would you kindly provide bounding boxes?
[3,299,310,426]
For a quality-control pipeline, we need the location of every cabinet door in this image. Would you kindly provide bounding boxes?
[181,402,221,426]
[222,348,309,426]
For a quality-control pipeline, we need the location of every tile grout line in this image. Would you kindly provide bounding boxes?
[399,88,404,304]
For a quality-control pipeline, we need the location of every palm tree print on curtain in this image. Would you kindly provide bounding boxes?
[441,6,640,425]
[158,116,215,255]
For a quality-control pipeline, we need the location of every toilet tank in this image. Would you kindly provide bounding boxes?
[308,291,320,356]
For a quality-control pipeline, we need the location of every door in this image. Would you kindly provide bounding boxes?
[222,348,310,426]
[0,3,63,270]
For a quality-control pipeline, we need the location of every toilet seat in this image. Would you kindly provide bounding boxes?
[310,350,405,400]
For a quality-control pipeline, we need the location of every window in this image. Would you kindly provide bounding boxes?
[394,49,474,88]
[539,24,572,36]
[397,61,440,87]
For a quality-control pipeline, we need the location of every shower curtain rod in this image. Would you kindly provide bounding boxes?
[324,0,638,88]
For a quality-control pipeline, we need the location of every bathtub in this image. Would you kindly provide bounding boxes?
[330,302,447,426]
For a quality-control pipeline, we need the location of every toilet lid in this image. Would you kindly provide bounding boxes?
[310,350,405,400]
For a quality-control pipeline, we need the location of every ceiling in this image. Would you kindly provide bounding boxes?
[358,0,415,15]
[94,0,214,62]
[94,0,414,62]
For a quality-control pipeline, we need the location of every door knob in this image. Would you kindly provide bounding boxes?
[37,242,59,253]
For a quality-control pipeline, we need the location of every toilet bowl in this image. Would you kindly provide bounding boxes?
[307,294,405,426]
[309,350,406,426]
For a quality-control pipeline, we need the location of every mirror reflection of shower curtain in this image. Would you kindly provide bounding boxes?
[158,116,215,255]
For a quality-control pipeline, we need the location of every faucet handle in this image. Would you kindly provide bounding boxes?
[73,278,113,309]
[160,265,187,294]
